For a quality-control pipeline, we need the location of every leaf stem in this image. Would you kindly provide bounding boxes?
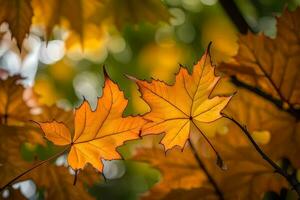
[0,146,70,192]
[188,139,224,200]
[73,170,78,186]
[222,114,300,197]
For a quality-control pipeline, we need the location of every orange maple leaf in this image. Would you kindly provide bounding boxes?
[37,76,146,172]
[132,44,233,151]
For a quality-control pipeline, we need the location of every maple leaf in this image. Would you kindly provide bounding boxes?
[219,8,300,168]
[0,76,32,125]
[220,8,300,113]
[0,75,52,188]
[134,81,290,199]
[37,76,146,171]
[0,75,43,186]
[0,77,98,199]
[132,44,232,152]
[0,75,45,145]
[0,0,33,50]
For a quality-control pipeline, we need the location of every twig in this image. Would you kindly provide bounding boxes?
[188,139,224,200]
[222,114,300,197]
[218,0,254,34]
[0,146,70,192]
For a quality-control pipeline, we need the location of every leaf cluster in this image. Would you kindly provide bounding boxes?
[0,6,300,200]
[0,0,170,50]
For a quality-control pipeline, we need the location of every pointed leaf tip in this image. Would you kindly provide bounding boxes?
[207,41,212,52]
[103,66,109,79]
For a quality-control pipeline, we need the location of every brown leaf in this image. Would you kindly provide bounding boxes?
[0,0,33,50]
[0,75,44,145]
[220,8,300,108]
[0,125,31,187]
[218,8,300,170]
[32,0,93,40]
[34,105,74,132]
[0,76,31,125]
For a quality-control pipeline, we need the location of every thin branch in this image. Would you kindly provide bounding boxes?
[0,146,70,192]
[188,139,224,200]
[218,0,254,34]
[222,114,300,197]
[231,76,300,120]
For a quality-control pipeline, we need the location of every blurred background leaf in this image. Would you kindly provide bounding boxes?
[1,0,300,199]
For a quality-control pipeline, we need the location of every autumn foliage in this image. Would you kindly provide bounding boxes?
[0,1,300,200]
[38,77,146,172]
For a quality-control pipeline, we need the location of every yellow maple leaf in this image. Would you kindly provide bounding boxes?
[132,44,233,151]
[37,76,146,171]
